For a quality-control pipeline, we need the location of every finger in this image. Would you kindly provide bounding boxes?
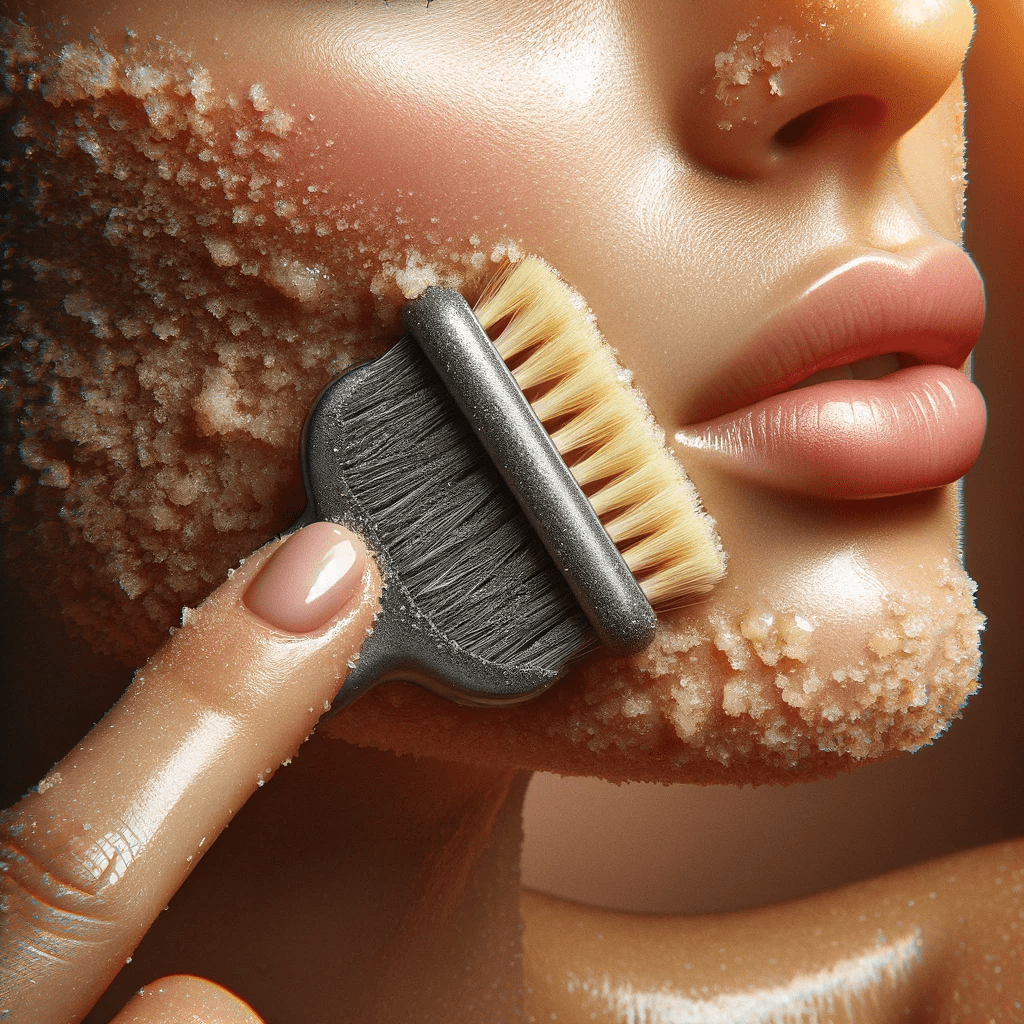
[109,975,266,1024]
[0,523,380,1024]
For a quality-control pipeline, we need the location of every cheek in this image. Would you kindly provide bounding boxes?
[251,11,646,255]
[1,21,528,663]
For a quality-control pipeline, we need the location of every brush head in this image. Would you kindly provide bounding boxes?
[301,334,593,708]
[474,257,726,609]
[299,256,725,711]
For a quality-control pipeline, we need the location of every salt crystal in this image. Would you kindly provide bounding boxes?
[248,82,271,112]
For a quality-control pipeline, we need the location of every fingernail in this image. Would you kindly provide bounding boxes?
[243,522,367,633]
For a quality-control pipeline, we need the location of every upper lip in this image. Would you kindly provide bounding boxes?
[685,244,986,425]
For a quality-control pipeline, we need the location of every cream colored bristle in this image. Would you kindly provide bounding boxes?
[474,257,726,610]
[552,413,636,480]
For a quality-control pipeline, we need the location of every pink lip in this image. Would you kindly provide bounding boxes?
[676,247,987,499]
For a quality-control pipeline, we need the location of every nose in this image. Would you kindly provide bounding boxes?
[677,0,976,179]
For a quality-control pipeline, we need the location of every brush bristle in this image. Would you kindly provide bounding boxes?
[332,336,593,669]
[474,258,726,609]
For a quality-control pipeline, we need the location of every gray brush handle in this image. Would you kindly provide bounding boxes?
[402,288,656,656]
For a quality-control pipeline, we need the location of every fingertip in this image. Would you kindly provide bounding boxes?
[110,975,266,1024]
[139,520,381,730]
[242,522,368,634]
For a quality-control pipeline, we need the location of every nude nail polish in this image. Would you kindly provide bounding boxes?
[243,522,367,633]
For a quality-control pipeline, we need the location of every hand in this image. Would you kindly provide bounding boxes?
[0,523,381,1023]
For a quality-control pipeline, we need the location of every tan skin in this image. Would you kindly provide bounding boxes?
[1,0,1022,1021]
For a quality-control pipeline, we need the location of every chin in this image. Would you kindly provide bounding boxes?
[320,478,983,787]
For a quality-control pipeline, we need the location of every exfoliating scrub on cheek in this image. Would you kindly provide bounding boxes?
[0,22,519,659]
[0,20,727,695]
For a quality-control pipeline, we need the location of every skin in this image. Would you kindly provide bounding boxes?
[0,0,988,777]
[0,0,1022,1021]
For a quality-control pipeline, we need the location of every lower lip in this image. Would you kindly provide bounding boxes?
[676,365,987,499]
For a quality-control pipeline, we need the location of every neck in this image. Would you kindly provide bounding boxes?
[91,734,531,1024]
[322,741,531,1023]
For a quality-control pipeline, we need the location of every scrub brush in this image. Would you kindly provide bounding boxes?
[296,257,725,710]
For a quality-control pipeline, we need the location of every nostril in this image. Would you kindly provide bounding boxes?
[773,95,886,150]
[774,107,821,148]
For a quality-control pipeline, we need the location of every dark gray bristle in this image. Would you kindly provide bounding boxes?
[335,336,593,671]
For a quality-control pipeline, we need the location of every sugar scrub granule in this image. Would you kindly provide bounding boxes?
[713,21,800,106]
[556,558,983,774]
[1,22,505,662]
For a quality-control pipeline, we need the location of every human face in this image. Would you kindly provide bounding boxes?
[3,0,984,784]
